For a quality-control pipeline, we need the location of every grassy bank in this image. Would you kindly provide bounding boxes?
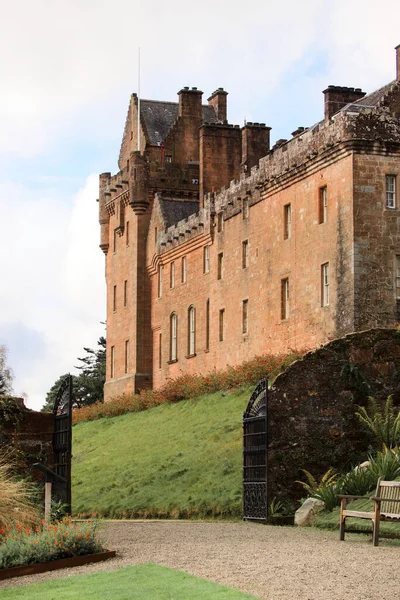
[73,387,251,519]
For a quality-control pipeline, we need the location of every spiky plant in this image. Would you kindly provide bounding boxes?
[296,468,339,511]
[0,453,40,532]
[356,396,400,450]
[296,467,337,495]
[368,447,400,481]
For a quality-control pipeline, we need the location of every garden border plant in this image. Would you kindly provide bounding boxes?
[73,350,306,424]
[0,518,113,578]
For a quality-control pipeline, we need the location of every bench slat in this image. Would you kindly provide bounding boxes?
[343,510,374,519]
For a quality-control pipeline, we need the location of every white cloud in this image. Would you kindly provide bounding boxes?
[0,176,105,410]
[0,0,398,410]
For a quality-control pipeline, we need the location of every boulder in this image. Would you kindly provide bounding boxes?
[294,498,325,527]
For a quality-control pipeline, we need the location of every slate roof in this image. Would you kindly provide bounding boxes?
[353,80,396,107]
[140,100,218,145]
[159,199,200,228]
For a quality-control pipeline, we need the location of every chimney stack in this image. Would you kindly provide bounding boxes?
[208,88,228,123]
[396,44,400,80]
[178,87,203,120]
[323,86,366,120]
[241,123,271,171]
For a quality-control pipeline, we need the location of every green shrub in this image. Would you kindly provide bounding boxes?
[73,349,306,424]
[296,468,337,495]
[269,498,297,517]
[338,466,377,497]
[368,448,400,481]
[0,518,105,569]
[296,468,339,511]
[356,396,400,449]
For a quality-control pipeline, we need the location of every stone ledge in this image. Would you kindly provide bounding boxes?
[0,550,116,581]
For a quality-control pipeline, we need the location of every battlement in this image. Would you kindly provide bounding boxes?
[207,102,400,221]
[157,206,209,253]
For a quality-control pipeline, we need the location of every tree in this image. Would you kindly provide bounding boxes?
[0,346,13,398]
[42,337,106,411]
[41,373,78,412]
[74,336,106,407]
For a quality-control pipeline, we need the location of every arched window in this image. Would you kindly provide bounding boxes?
[188,306,195,356]
[170,313,178,361]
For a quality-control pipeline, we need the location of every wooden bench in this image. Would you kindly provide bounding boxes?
[339,478,400,546]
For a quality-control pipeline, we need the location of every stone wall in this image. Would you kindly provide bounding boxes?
[0,398,54,482]
[267,328,400,501]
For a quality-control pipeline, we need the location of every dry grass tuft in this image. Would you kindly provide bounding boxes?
[0,453,40,530]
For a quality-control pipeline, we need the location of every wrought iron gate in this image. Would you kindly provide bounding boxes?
[53,375,72,512]
[243,379,268,522]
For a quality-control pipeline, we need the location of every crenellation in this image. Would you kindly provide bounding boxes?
[101,45,400,400]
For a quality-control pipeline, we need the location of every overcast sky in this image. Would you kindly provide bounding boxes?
[0,0,398,411]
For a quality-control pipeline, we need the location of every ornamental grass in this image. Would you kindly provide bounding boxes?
[0,453,40,531]
[0,518,105,569]
[73,349,306,424]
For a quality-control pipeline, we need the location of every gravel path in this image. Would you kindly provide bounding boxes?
[1,521,399,599]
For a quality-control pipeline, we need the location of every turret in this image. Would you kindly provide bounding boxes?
[99,172,111,254]
[129,151,149,215]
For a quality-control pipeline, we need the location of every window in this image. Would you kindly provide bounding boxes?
[170,313,178,361]
[155,227,158,244]
[284,204,291,239]
[159,333,162,369]
[110,345,115,378]
[205,299,210,351]
[158,265,163,298]
[242,299,248,334]
[386,175,396,208]
[217,212,224,232]
[170,262,175,289]
[124,340,129,374]
[321,263,330,306]
[204,246,210,273]
[192,178,199,185]
[188,306,196,355]
[281,278,289,320]
[181,256,187,283]
[124,280,127,307]
[242,240,249,269]
[219,309,225,341]
[396,256,400,299]
[319,186,327,223]
[165,156,172,163]
[218,253,224,280]
[242,197,249,219]
[113,230,117,253]
[126,221,130,246]
[113,285,117,312]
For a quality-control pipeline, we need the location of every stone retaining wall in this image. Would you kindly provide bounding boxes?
[267,328,400,500]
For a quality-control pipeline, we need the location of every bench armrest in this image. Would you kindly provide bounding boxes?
[370,497,400,503]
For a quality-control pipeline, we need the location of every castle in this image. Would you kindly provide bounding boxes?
[99,46,400,402]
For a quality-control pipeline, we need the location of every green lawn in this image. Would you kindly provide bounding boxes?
[73,387,252,519]
[0,564,260,599]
